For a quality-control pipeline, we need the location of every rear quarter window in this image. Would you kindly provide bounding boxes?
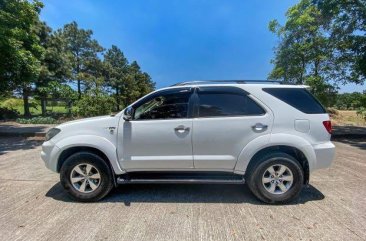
[262,88,326,114]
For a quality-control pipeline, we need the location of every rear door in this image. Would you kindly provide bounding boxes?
[192,86,273,170]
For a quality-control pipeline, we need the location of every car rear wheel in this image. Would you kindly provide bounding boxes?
[60,152,114,202]
[246,152,304,204]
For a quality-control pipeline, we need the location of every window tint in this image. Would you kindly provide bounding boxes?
[198,93,265,117]
[134,90,191,120]
[263,88,326,114]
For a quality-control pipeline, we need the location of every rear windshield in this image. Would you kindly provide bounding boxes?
[263,88,326,114]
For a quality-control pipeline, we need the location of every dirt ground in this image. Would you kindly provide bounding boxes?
[0,137,365,241]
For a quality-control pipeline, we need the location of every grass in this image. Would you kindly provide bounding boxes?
[0,98,78,116]
[12,105,74,115]
[331,110,366,126]
[16,116,58,124]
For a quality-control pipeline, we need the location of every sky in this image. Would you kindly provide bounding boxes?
[40,0,364,93]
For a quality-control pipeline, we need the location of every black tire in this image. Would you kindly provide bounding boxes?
[60,152,114,202]
[246,152,304,204]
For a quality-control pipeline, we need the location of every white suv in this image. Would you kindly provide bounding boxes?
[41,81,335,203]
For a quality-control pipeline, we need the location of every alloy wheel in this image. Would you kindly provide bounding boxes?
[262,164,293,194]
[70,163,101,193]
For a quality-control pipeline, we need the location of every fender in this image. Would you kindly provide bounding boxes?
[234,133,316,174]
[54,135,125,175]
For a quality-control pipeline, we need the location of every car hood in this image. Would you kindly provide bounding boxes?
[57,115,111,128]
[48,115,121,144]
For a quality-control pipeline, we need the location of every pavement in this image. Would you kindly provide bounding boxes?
[0,137,365,241]
[0,122,55,137]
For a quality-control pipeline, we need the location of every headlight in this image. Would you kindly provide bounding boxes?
[45,128,61,141]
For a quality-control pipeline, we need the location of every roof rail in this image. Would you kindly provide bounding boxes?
[171,80,282,86]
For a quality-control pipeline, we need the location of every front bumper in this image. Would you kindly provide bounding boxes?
[312,141,336,170]
[41,140,61,172]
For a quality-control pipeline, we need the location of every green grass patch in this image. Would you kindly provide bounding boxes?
[12,105,74,115]
[1,98,77,116]
[16,116,58,124]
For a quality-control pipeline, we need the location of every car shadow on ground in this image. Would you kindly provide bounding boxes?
[46,182,324,206]
[0,123,50,134]
[332,125,366,136]
[0,137,43,155]
[333,137,366,150]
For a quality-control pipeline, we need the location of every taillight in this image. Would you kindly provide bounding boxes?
[323,120,332,134]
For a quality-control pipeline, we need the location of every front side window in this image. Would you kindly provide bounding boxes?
[198,91,265,117]
[134,89,191,120]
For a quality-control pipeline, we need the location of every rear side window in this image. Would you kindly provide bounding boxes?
[263,88,326,114]
[197,90,265,117]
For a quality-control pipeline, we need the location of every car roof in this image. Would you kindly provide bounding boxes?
[159,81,308,91]
[172,80,280,86]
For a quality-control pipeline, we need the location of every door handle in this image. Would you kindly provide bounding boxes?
[252,123,268,131]
[174,125,190,133]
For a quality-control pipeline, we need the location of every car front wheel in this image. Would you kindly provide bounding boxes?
[60,152,114,202]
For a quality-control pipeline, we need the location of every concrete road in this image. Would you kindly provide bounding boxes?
[0,137,365,241]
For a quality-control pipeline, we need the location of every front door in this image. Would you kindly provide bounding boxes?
[192,86,273,170]
[118,88,194,170]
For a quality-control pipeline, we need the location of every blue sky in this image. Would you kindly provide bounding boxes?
[40,0,364,93]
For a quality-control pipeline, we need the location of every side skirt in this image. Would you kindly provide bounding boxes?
[116,171,245,185]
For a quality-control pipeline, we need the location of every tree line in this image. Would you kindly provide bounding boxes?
[0,0,155,118]
[268,0,365,107]
[333,91,366,110]
[2,0,365,120]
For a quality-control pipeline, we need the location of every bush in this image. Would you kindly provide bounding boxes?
[76,93,115,117]
[1,98,40,115]
[1,98,23,109]
[356,107,366,121]
[0,107,19,120]
[16,117,57,124]
[327,107,339,116]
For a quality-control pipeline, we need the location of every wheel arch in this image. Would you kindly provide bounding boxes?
[245,145,310,184]
[54,135,124,175]
[57,146,120,187]
[58,146,108,172]
[235,134,316,184]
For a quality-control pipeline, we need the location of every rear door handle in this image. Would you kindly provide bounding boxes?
[252,123,268,131]
[174,125,190,133]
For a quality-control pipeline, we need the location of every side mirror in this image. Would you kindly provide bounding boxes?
[123,106,133,121]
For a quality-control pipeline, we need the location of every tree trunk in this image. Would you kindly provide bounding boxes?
[76,55,82,100]
[22,87,31,118]
[314,60,319,77]
[67,100,72,117]
[115,87,120,111]
[77,79,81,100]
[41,98,47,116]
[300,55,306,84]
